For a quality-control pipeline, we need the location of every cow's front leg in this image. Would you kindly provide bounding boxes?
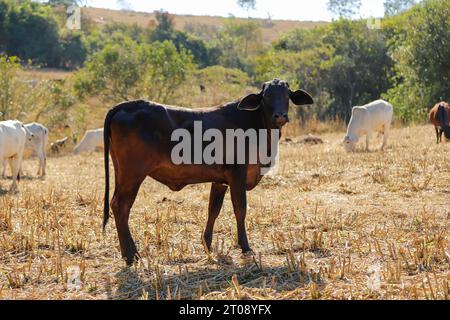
[1,158,5,178]
[229,167,252,255]
[9,155,21,193]
[381,125,390,151]
[366,132,372,152]
[203,183,228,252]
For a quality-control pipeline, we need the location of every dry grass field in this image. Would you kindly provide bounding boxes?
[82,7,327,44]
[0,124,448,300]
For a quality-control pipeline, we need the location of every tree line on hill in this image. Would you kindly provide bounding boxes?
[0,0,448,126]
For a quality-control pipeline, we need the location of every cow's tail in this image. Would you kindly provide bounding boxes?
[103,105,121,231]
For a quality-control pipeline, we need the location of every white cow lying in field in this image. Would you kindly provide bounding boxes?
[344,100,393,152]
[0,120,33,191]
[73,128,104,155]
[1,122,49,177]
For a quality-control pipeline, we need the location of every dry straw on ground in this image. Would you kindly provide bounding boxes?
[0,124,448,300]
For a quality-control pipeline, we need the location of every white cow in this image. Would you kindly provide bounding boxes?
[344,100,393,152]
[73,128,104,155]
[1,123,48,177]
[0,120,33,191]
[24,123,49,177]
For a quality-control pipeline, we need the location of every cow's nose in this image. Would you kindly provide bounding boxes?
[273,113,289,127]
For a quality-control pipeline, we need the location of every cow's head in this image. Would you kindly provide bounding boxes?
[237,79,313,129]
[23,126,35,143]
[343,135,357,152]
[437,104,449,128]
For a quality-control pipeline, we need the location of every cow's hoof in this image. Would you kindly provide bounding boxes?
[216,253,234,266]
[8,188,19,194]
[242,250,256,257]
[124,253,140,267]
[240,250,256,264]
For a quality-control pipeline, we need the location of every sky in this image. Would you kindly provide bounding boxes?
[84,0,386,22]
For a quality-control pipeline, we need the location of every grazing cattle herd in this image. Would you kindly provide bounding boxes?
[0,79,448,265]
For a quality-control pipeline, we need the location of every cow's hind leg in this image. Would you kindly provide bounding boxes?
[37,148,46,177]
[381,124,390,151]
[203,183,228,252]
[111,176,145,266]
[9,155,21,192]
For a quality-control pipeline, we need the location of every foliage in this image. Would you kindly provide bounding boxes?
[148,10,218,67]
[74,39,195,104]
[0,0,61,67]
[0,54,76,125]
[327,0,362,19]
[384,0,418,16]
[256,20,393,121]
[321,20,394,121]
[0,0,90,69]
[383,0,450,122]
[212,20,263,74]
[1,0,448,125]
[237,0,256,16]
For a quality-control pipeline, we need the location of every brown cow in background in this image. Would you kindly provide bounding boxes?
[429,101,450,143]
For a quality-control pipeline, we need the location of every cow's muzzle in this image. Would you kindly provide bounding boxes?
[272,113,289,128]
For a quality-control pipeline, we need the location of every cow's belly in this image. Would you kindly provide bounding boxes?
[1,137,24,158]
[149,163,263,192]
[149,163,228,191]
[246,165,263,190]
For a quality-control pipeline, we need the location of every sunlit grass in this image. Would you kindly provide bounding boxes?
[0,124,448,300]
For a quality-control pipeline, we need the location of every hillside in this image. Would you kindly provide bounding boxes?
[82,7,327,44]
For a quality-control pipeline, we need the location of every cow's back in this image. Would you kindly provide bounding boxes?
[361,100,393,128]
[83,128,104,148]
[430,103,450,127]
[74,128,105,154]
[92,128,104,146]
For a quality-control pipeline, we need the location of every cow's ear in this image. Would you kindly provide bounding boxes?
[237,93,262,111]
[290,90,314,106]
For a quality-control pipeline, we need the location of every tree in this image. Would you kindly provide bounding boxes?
[150,10,217,67]
[74,39,195,104]
[60,30,87,69]
[214,20,263,73]
[384,0,417,16]
[150,10,175,42]
[322,20,393,121]
[237,0,256,17]
[384,0,450,122]
[327,0,362,19]
[1,0,62,67]
[0,54,75,124]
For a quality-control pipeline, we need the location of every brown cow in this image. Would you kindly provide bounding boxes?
[429,101,450,143]
[103,79,313,265]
